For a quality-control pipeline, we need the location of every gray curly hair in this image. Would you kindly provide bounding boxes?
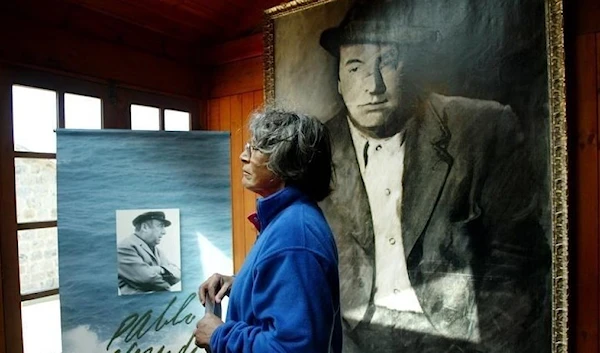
[249,108,333,202]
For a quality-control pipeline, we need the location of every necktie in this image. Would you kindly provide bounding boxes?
[363,141,370,168]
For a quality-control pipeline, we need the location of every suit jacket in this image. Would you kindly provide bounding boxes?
[117,234,181,294]
[319,93,550,352]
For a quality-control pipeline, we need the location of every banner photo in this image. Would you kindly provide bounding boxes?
[57,129,232,353]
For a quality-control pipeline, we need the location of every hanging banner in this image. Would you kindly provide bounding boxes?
[57,129,232,353]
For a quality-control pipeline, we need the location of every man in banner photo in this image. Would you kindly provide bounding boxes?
[117,211,182,294]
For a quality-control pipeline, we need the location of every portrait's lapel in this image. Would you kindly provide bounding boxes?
[402,101,453,257]
[328,114,374,252]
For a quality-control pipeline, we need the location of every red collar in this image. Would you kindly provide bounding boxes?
[247,212,261,232]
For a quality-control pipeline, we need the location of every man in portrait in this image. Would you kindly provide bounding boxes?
[117,211,181,295]
[317,0,551,352]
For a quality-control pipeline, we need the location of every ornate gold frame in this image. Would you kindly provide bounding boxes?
[545,0,569,351]
[264,0,340,104]
[264,0,569,351]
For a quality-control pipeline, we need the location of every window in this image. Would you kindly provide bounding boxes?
[12,85,57,153]
[131,105,190,131]
[65,93,102,129]
[131,104,160,130]
[21,296,62,353]
[165,109,190,131]
[12,84,103,353]
[6,76,195,353]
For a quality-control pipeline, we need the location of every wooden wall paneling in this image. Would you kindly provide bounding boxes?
[8,68,105,98]
[156,0,228,31]
[203,33,266,269]
[124,87,198,112]
[61,0,203,42]
[207,91,262,271]
[0,242,3,353]
[230,95,245,273]
[65,6,194,63]
[241,92,258,262]
[575,0,600,35]
[572,33,599,353]
[253,90,264,110]
[208,99,221,131]
[102,87,130,129]
[31,0,281,48]
[196,100,208,130]
[0,210,3,353]
[0,68,24,353]
[597,33,600,353]
[0,13,198,98]
[209,57,264,98]
[0,67,7,353]
[219,97,232,131]
[198,34,264,65]
[2,0,195,64]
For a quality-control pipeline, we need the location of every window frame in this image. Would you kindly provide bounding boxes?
[10,79,96,302]
[7,68,198,302]
[0,65,200,353]
[128,90,196,131]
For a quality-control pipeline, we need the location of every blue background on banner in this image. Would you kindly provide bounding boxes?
[57,129,232,352]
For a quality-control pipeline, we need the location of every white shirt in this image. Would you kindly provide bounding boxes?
[348,118,423,313]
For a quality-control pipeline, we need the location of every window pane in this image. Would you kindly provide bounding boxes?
[12,85,57,153]
[15,158,57,223]
[165,109,190,131]
[65,93,102,129]
[131,104,159,130]
[18,227,58,295]
[22,295,62,353]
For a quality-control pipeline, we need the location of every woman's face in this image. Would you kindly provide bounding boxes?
[240,141,284,197]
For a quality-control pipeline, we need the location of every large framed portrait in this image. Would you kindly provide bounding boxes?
[265,0,567,352]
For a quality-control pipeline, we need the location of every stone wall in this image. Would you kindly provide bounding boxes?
[14,157,58,294]
[18,229,58,294]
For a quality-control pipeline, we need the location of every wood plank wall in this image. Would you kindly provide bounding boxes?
[0,4,198,98]
[204,47,264,272]
[571,26,600,353]
[0,66,23,353]
[206,91,263,272]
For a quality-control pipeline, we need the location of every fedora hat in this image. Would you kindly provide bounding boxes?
[320,0,440,57]
[132,211,172,227]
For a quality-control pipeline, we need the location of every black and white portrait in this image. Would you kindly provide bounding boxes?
[115,209,182,295]
[267,0,553,352]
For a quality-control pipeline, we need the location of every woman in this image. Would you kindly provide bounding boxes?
[194,108,342,353]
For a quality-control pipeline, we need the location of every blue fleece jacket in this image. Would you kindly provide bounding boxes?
[210,187,342,353]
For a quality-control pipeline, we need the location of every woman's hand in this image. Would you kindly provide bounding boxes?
[194,313,223,348]
[198,273,234,305]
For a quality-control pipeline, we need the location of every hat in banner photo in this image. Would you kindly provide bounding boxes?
[132,211,172,227]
